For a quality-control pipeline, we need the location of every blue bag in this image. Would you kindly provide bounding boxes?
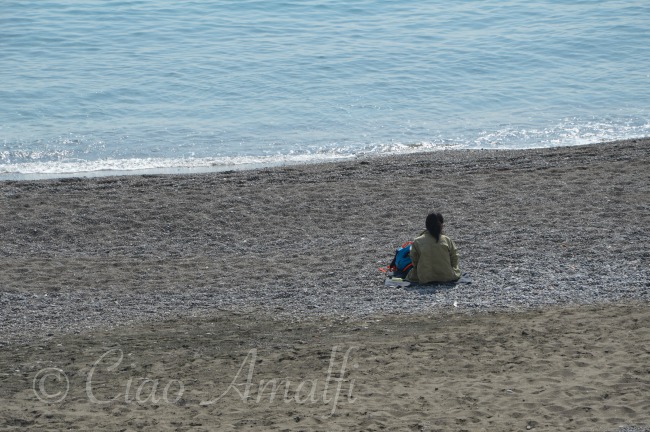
[388,241,413,278]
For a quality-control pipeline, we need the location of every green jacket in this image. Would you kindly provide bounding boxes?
[406,231,461,283]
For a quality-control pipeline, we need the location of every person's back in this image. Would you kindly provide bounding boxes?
[406,212,461,284]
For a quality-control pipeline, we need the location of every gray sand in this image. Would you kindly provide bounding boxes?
[1,138,649,343]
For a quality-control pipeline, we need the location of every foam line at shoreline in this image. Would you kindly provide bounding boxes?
[1,137,647,181]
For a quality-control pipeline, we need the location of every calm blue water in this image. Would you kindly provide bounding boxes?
[1,1,649,177]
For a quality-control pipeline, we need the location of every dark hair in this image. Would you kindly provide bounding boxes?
[425,212,444,242]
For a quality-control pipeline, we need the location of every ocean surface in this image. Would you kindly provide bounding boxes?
[1,1,649,178]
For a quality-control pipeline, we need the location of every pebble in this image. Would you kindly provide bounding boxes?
[1,138,649,344]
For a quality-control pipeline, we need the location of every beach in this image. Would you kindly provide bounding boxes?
[1,138,649,431]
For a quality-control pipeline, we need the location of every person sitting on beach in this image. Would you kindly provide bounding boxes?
[406,212,461,284]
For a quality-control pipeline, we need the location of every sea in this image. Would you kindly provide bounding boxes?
[1,0,649,179]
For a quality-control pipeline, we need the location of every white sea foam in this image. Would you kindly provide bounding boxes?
[0,141,460,179]
[2,123,649,180]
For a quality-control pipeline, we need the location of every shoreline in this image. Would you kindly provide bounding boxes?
[0,138,646,182]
